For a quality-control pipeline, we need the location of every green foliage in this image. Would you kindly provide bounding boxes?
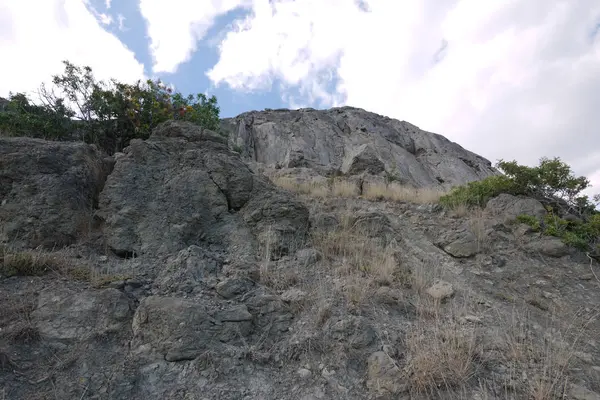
[497,157,592,213]
[439,175,518,208]
[517,211,600,252]
[440,157,599,216]
[0,60,222,154]
[0,92,74,139]
[442,156,600,256]
[516,214,540,231]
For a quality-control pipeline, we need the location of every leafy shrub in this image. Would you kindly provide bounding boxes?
[440,157,598,218]
[518,211,600,253]
[442,157,599,256]
[0,60,222,155]
[0,92,74,139]
[439,175,518,208]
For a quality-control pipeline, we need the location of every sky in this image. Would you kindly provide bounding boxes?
[1,0,600,196]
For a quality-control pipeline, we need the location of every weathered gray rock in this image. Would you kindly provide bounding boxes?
[0,137,112,249]
[221,107,498,188]
[437,226,481,258]
[525,237,571,257]
[97,120,309,259]
[156,245,222,294]
[31,288,132,341]
[131,296,253,362]
[324,316,376,349]
[366,351,407,395]
[486,193,547,223]
[570,384,600,400]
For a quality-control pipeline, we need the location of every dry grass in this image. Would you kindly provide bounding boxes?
[0,246,129,287]
[363,181,445,204]
[405,315,481,395]
[270,176,330,197]
[467,208,492,253]
[1,247,67,277]
[331,179,359,197]
[271,175,445,204]
[496,308,594,400]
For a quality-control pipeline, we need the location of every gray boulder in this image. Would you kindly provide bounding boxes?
[0,137,112,249]
[131,296,254,362]
[97,120,309,260]
[485,193,547,223]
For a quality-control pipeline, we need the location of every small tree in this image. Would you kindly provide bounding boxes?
[0,60,223,154]
[440,157,598,218]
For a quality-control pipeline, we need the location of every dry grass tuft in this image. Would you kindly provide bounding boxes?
[1,246,129,287]
[363,181,445,204]
[1,247,66,277]
[494,308,594,400]
[271,175,446,204]
[405,316,481,395]
[330,179,359,197]
[270,176,329,197]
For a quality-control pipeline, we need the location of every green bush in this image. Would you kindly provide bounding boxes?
[440,157,598,217]
[439,175,519,208]
[441,157,599,256]
[0,60,222,155]
[517,211,600,253]
[0,92,74,139]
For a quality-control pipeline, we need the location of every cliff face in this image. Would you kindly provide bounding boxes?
[221,106,498,188]
[2,115,600,400]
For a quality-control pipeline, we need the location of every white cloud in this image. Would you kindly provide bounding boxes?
[207,0,600,192]
[138,0,253,74]
[105,0,111,9]
[0,0,145,100]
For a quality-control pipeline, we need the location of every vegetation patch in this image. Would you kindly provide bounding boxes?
[0,60,222,155]
[440,157,600,256]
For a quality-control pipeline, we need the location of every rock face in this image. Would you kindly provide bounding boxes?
[221,106,498,188]
[2,115,600,400]
[97,120,309,259]
[0,137,113,249]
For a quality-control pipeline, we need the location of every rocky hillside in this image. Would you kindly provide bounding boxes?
[1,113,600,400]
[221,106,498,189]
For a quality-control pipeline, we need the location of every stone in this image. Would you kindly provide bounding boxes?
[524,237,571,257]
[97,120,309,260]
[31,288,132,341]
[486,193,547,223]
[426,280,455,300]
[0,137,112,249]
[131,296,253,362]
[366,351,407,395]
[216,277,254,299]
[297,368,312,378]
[443,232,480,258]
[156,245,221,293]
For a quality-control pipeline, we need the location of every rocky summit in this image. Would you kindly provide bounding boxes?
[1,109,600,400]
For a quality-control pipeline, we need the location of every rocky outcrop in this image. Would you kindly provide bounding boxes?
[2,115,600,400]
[0,137,113,249]
[97,120,309,260]
[221,106,498,188]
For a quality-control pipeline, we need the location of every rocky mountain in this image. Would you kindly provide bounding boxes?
[1,111,600,400]
[221,106,498,189]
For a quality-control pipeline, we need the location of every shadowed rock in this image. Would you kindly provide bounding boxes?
[0,137,113,249]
